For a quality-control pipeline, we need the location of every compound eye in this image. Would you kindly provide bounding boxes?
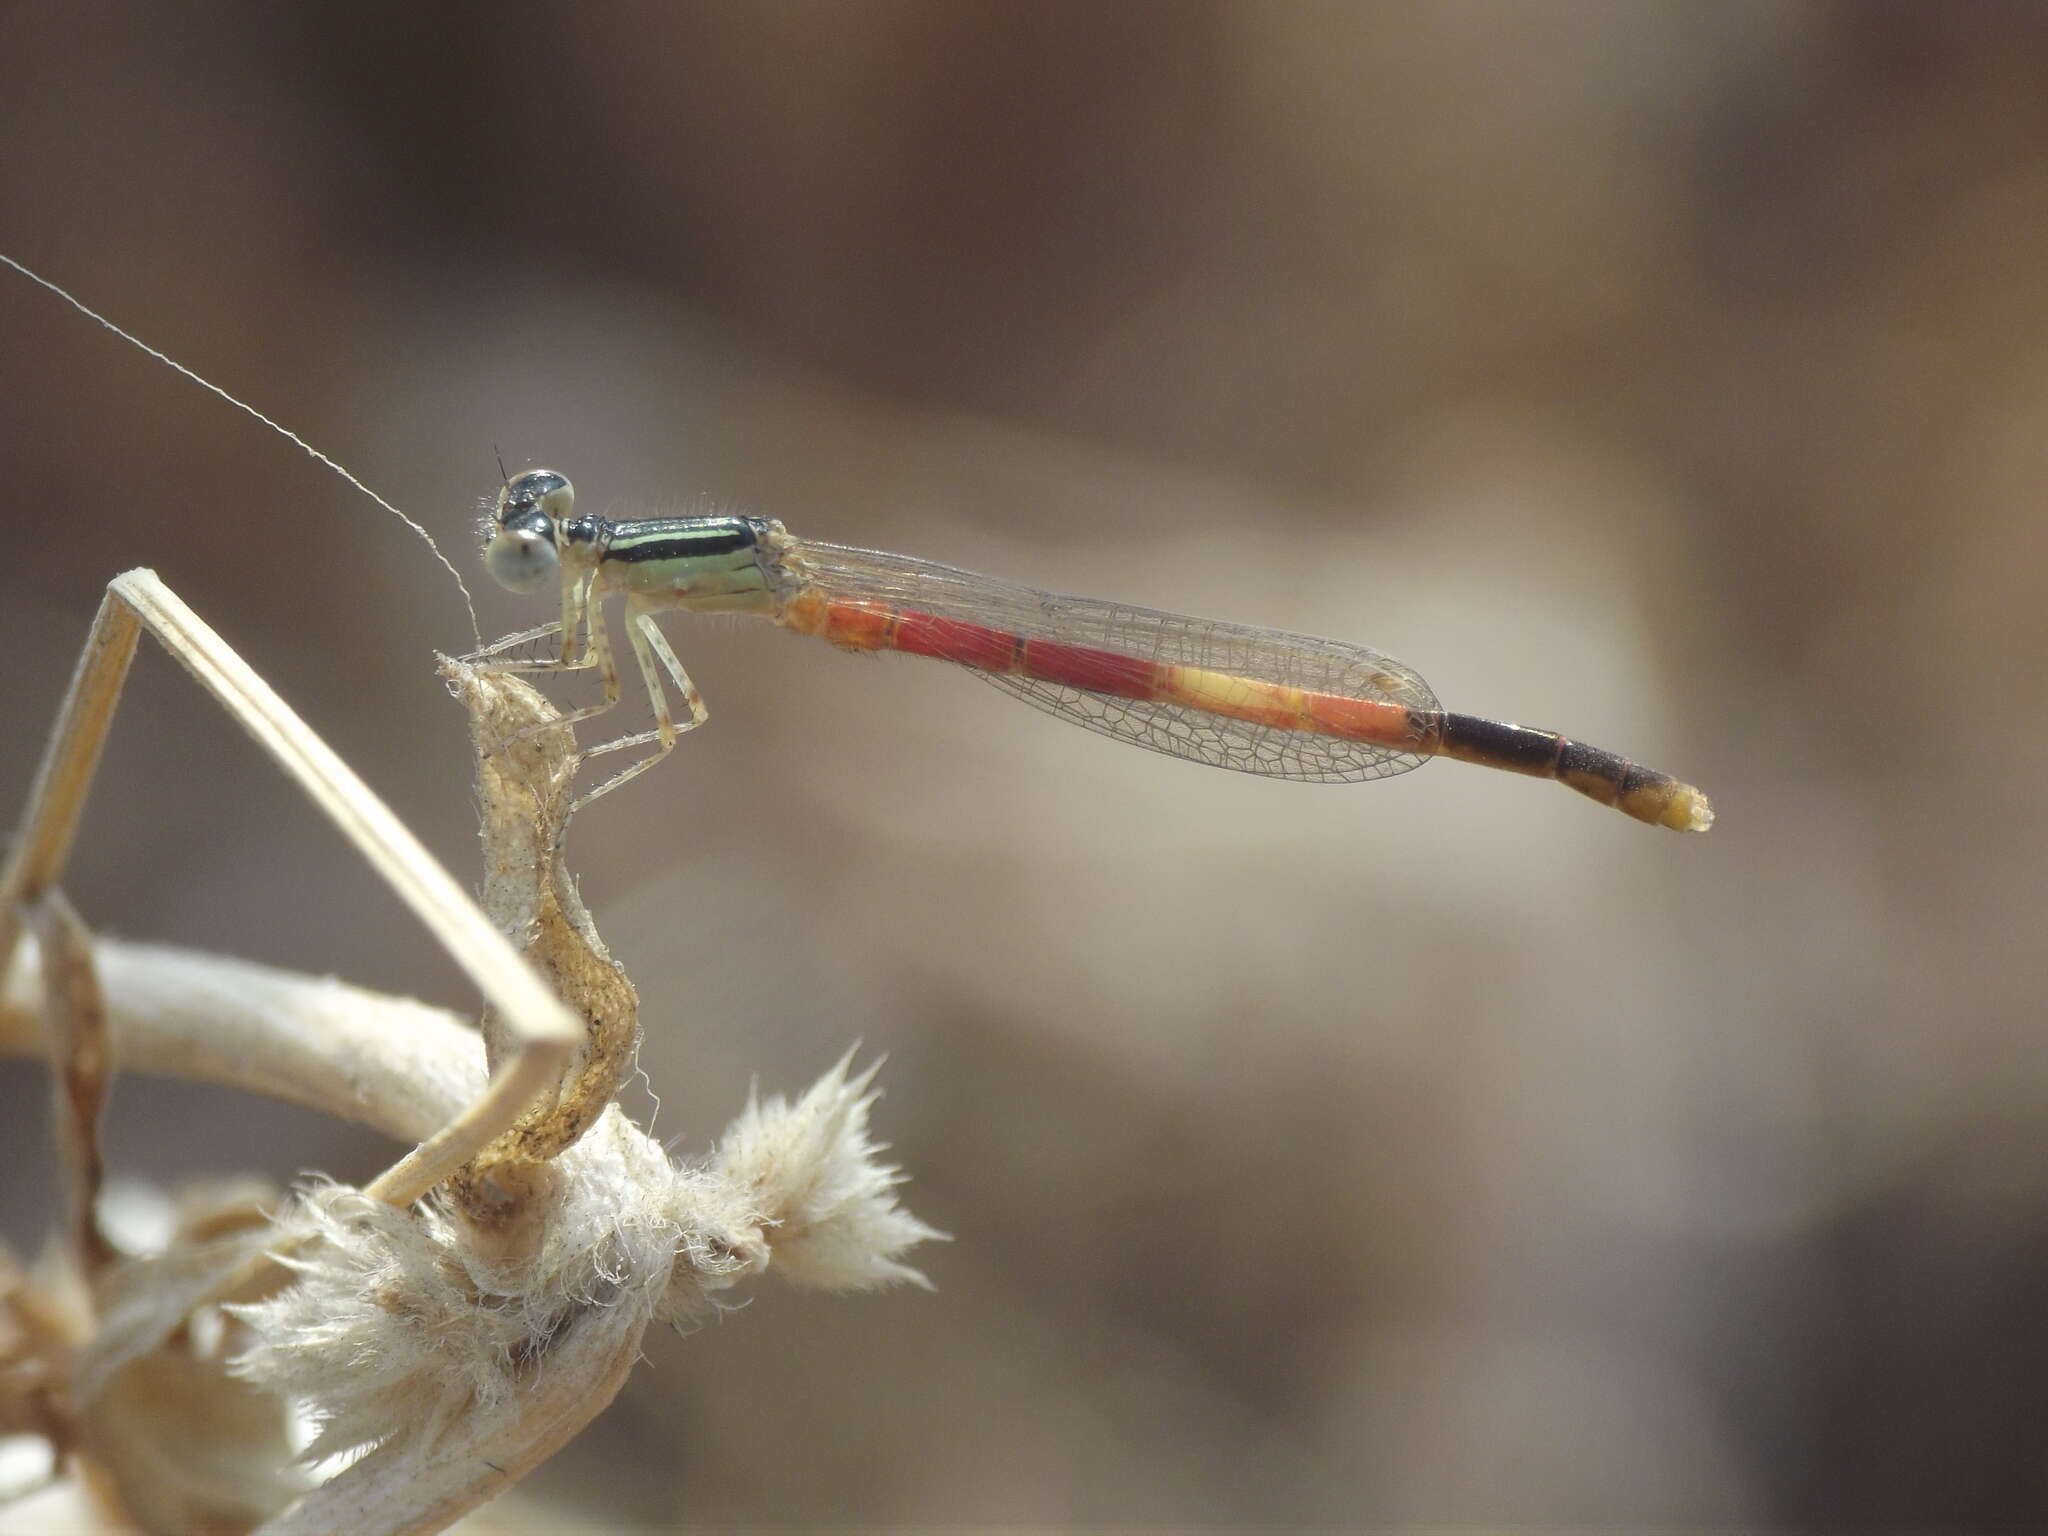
[485,524,560,595]
[497,468,575,525]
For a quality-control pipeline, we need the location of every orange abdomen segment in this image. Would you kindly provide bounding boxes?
[780,591,1421,740]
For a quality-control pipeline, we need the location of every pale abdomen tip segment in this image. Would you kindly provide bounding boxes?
[1661,785,1715,833]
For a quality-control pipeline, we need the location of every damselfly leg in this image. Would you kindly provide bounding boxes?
[467,575,708,811]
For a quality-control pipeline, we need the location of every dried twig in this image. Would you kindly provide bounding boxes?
[0,573,940,1533]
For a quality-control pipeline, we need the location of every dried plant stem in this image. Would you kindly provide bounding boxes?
[440,659,645,1217]
[1,937,482,1144]
[0,570,580,1206]
[29,891,117,1277]
[1,572,941,1534]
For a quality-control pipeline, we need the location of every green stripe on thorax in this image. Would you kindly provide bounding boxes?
[600,516,779,613]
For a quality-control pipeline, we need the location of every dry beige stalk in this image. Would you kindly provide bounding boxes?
[0,573,940,1534]
[440,659,644,1221]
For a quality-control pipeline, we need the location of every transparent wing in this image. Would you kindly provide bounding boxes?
[784,539,1438,783]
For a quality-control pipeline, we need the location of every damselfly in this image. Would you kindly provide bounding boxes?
[475,470,1713,831]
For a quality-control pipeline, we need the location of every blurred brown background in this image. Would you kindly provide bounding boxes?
[5,1,2048,1528]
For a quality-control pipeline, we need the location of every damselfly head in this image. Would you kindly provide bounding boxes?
[495,468,574,529]
[484,468,573,595]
